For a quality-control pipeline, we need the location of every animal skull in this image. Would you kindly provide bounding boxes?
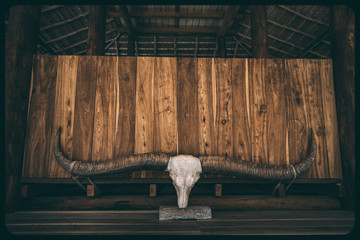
[166,155,202,208]
[54,128,316,209]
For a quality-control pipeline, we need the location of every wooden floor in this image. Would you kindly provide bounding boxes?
[6,209,354,235]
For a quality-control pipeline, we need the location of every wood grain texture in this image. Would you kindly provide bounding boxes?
[266,59,286,166]
[114,57,137,157]
[72,56,97,162]
[177,58,199,155]
[214,58,233,158]
[319,60,342,178]
[248,58,268,164]
[304,60,329,178]
[23,55,58,178]
[92,57,117,161]
[197,58,217,156]
[154,57,178,154]
[284,59,311,177]
[134,57,155,178]
[49,56,78,178]
[22,56,342,180]
[232,59,251,161]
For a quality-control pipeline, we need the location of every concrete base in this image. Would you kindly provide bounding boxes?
[159,206,212,220]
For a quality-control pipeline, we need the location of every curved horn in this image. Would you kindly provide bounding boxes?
[54,128,171,176]
[199,129,316,180]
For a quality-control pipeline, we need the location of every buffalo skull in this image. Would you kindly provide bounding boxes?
[54,128,316,208]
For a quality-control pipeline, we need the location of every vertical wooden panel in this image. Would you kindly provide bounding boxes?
[92,57,117,161]
[304,60,329,178]
[248,58,268,164]
[319,60,342,178]
[114,57,137,157]
[266,59,286,166]
[23,55,58,178]
[197,58,217,156]
[154,57,178,154]
[214,58,233,158]
[177,58,199,155]
[232,59,251,161]
[134,57,155,178]
[49,56,78,178]
[151,57,178,178]
[284,59,311,177]
[72,56,97,162]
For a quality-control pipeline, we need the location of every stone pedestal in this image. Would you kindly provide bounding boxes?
[159,206,212,220]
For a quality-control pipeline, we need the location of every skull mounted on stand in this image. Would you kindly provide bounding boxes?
[54,127,316,209]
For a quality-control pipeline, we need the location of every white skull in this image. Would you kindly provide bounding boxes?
[166,155,202,208]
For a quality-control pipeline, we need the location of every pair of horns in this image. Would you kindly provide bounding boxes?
[54,128,316,180]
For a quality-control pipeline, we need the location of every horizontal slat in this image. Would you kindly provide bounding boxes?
[6,210,354,235]
[21,177,344,184]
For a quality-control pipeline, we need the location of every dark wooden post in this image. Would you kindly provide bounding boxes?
[5,5,41,212]
[217,37,226,58]
[128,34,135,56]
[87,6,106,56]
[250,5,269,58]
[330,6,355,209]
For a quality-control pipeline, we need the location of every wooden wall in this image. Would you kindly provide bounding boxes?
[22,56,342,179]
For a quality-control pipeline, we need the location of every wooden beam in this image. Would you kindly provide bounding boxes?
[38,36,57,55]
[278,5,329,26]
[118,27,237,35]
[22,195,342,210]
[233,40,239,58]
[330,6,355,209]
[5,5,41,212]
[217,37,226,57]
[119,5,134,34]
[87,5,106,55]
[250,5,269,57]
[174,5,180,28]
[218,5,241,37]
[194,37,198,57]
[128,34,135,56]
[109,10,244,19]
[215,184,222,197]
[40,11,89,31]
[149,184,157,197]
[299,30,330,57]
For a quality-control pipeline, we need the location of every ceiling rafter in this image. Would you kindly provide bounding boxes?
[45,18,114,44]
[40,11,89,31]
[278,5,329,26]
[109,10,244,19]
[218,5,241,37]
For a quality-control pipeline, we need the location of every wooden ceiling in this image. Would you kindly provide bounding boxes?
[5,5,332,58]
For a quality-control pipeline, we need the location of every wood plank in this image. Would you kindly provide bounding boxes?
[248,58,268,164]
[214,58,233,158]
[48,56,78,178]
[266,59,286,166]
[304,59,329,178]
[5,6,41,211]
[134,57,155,178]
[177,58,199,155]
[114,57,137,157]
[92,57,117,161]
[151,57,178,178]
[153,57,178,154]
[284,59,311,177]
[197,58,217,156]
[319,60,342,179]
[87,6,106,56]
[20,195,342,211]
[23,55,58,178]
[72,56,97,162]
[232,58,251,161]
